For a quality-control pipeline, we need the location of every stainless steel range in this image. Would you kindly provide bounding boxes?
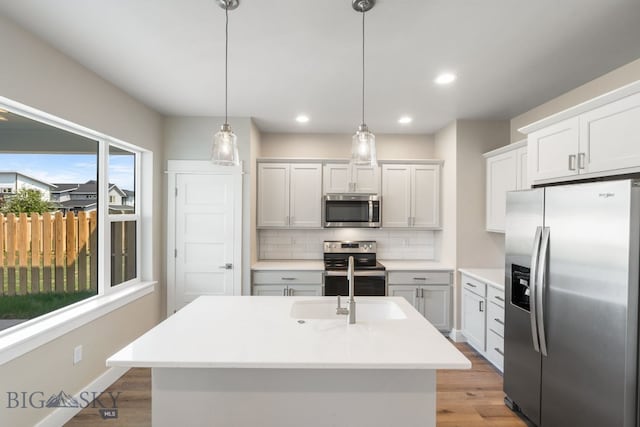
[323,241,386,296]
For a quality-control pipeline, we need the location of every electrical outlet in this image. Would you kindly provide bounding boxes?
[73,345,82,365]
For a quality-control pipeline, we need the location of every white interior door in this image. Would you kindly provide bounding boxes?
[173,172,238,312]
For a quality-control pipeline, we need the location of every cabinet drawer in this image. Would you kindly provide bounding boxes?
[461,274,486,297]
[253,271,323,285]
[487,300,505,337]
[487,285,505,308]
[387,271,451,285]
[487,329,504,372]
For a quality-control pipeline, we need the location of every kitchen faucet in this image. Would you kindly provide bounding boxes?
[336,256,356,324]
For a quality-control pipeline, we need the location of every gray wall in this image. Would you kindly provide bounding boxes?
[511,57,640,142]
[163,116,255,296]
[0,14,163,427]
[433,120,509,330]
[260,133,435,159]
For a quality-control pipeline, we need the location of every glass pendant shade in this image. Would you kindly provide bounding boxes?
[211,123,239,166]
[351,124,377,167]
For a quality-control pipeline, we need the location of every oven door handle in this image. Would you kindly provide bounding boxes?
[325,270,386,277]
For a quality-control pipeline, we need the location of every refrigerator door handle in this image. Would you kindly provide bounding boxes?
[529,226,543,353]
[536,226,551,357]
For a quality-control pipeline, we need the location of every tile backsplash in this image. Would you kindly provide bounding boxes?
[258,229,436,260]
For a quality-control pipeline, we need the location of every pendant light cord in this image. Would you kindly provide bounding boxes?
[225,2,229,125]
[361,10,365,126]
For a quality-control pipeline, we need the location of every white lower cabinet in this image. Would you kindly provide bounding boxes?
[461,285,486,351]
[460,272,504,372]
[252,270,323,296]
[388,270,452,332]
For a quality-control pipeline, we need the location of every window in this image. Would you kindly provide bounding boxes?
[108,145,138,287]
[0,101,144,332]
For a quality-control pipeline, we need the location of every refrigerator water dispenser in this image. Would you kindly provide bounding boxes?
[511,264,531,311]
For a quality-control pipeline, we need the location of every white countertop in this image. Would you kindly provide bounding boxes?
[458,268,505,291]
[107,296,470,370]
[379,260,454,271]
[252,260,453,272]
[252,260,325,271]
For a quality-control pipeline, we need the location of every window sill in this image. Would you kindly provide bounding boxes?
[0,281,157,366]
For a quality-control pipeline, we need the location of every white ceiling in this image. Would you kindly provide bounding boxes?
[1,0,639,134]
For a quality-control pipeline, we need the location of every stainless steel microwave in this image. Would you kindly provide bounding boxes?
[323,194,381,228]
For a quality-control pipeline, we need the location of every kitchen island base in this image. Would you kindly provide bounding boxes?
[152,367,436,427]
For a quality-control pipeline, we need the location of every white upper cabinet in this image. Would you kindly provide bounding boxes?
[380,164,411,227]
[484,141,527,233]
[257,163,290,227]
[351,165,379,193]
[579,91,640,174]
[528,117,580,182]
[323,163,380,194]
[257,162,322,228]
[516,145,528,190]
[382,163,441,229]
[521,82,640,185]
[323,163,350,193]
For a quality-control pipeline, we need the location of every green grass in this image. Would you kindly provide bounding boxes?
[0,291,96,319]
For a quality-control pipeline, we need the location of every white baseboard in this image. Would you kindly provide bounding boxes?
[449,329,467,343]
[35,366,129,427]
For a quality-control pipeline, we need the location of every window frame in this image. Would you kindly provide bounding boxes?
[0,96,149,332]
[105,143,141,291]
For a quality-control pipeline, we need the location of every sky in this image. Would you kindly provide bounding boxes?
[0,153,135,191]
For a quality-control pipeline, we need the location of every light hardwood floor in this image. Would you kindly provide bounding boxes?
[66,343,527,426]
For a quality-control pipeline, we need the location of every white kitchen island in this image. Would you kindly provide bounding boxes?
[107,296,470,427]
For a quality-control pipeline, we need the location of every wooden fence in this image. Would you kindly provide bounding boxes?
[0,212,98,295]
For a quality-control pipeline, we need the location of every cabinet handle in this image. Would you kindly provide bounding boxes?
[283,288,288,296]
[288,288,294,296]
[578,152,586,170]
[479,301,484,312]
[415,288,420,298]
[281,277,296,281]
[466,282,476,288]
[568,154,577,171]
[495,318,504,325]
[495,296,505,302]
[495,348,504,356]
[420,288,424,298]
[413,277,427,281]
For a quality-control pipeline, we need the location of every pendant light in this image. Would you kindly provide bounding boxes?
[211,0,240,166]
[350,0,377,168]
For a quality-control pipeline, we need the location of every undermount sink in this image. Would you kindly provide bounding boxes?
[290,299,407,321]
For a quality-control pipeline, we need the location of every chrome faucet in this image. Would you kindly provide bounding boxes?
[336,256,356,324]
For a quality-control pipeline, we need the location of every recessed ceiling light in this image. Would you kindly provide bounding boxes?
[435,72,456,85]
[296,114,310,123]
[398,116,413,124]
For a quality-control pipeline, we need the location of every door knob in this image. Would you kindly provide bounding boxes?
[219,263,233,270]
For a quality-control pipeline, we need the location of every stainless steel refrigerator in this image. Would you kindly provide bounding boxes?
[504,179,640,427]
